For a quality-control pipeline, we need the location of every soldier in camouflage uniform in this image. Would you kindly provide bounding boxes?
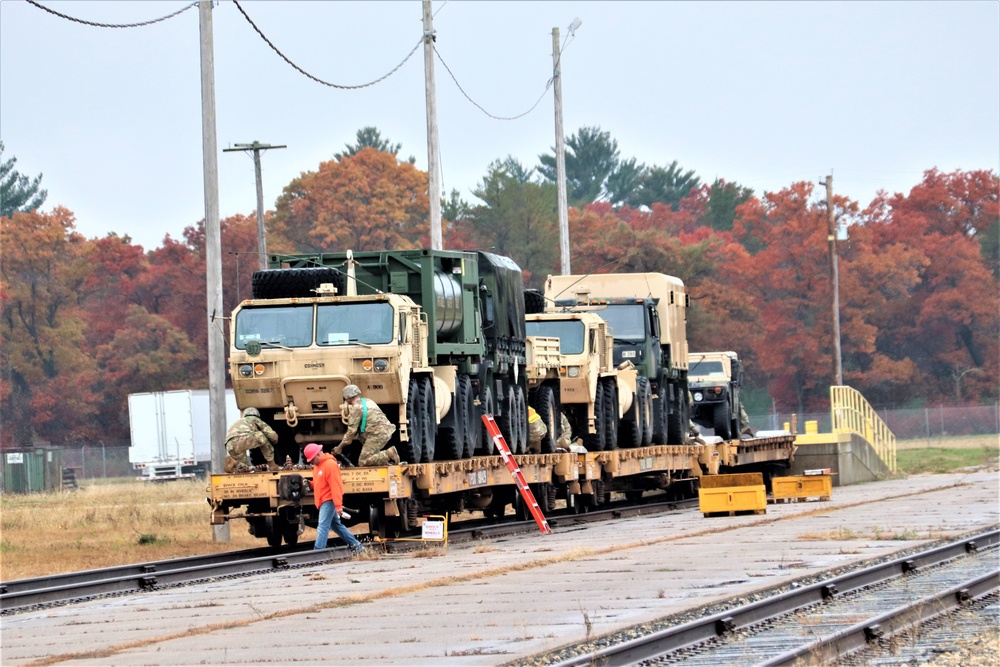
[224,407,280,472]
[740,403,754,437]
[527,407,547,453]
[333,385,400,466]
[554,411,574,450]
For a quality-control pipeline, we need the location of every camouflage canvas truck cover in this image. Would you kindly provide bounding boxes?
[524,298,649,452]
[689,350,744,440]
[229,249,528,467]
[543,273,690,445]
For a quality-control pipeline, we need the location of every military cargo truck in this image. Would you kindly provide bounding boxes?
[689,350,744,440]
[543,273,690,445]
[524,301,651,452]
[230,249,529,469]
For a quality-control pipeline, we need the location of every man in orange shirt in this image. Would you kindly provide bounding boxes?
[304,443,365,554]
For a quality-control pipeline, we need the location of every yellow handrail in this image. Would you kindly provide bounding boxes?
[830,386,896,472]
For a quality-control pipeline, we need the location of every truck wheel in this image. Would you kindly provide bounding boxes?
[458,375,476,459]
[534,386,558,454]
[584,381,607,451]
[477,385,495,455]
[498,385,518,454]
[666,391,686,445]
[652,385,668,445]
[619,386,642,450]
[251,267,345,299]
[419,376,436,462]
[603,378,619,450]
[514,385,528,455]
[714,404,732,440]
[436,382,464,461]
[638,378,653,447]
[399,377,424,464]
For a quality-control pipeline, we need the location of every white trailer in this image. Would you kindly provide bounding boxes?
[127,389,239,480]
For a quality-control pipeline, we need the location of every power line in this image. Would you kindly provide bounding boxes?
[232,0,422,91]
[25,0,198,28]
[434,44,553,121]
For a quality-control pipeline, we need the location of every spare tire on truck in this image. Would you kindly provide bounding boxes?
[251,267,345,299]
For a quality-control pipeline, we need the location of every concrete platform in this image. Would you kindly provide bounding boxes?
[3,471,997,666]
[791,432,891,485]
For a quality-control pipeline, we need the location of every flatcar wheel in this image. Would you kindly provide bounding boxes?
[262,517,282,547]
[280,509,300,546]
[368,502,401,540]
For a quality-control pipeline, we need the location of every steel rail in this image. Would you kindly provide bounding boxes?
[1,497,695,613]
[547,528,999,667]
[762,568,1000,666]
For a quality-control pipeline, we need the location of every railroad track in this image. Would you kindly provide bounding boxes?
[0,496,696,614]
[539,528,999,667]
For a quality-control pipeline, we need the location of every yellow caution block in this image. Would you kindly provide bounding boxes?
[771,474,832,503]
[698,473,766,517]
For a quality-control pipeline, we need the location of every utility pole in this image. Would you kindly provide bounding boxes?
[552,26,570,275]
[821,174,843,387]
[224,141,286,271]
[199,0,228,542]
[422,0,442,250]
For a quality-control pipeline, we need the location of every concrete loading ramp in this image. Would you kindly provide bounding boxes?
[787,386,896,487]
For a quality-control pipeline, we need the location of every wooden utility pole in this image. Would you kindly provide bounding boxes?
[224,141,286,271]
[422,0,442,249]
[553,26,570,275]
[199,0,228,542]
[821,174,843,387]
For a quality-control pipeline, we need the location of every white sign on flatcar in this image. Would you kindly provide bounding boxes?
[7,453,23,464]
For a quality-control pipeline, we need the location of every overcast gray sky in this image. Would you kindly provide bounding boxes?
[2,0,998,251]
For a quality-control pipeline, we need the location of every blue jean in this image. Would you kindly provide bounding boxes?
[314,500,362,551]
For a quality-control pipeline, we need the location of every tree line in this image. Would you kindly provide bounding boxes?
[2,130,997,445]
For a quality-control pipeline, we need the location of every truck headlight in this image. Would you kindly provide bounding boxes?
[567,367,580,378]
[374,358,389,372]
[239,364,253,378]
[693,391,703,402]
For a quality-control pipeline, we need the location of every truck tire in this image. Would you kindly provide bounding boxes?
[618,379,642,449]
[714,404,732,440]
[477,384,495,455]
[499,385,519,454]
[251,267,345,299]
[458,375,477,459]
[533,386,558,454]
[652,385,668,445]
[666,389,687,445]
[514,385,528,455]
[420,376,436,463]
[638,377,653,447]
[584,382,607,451]
[436,383,465,461]
[602,378,619,450]
[399,377,424,464]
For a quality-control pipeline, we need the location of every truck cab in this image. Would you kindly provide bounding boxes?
[689,351,743,440]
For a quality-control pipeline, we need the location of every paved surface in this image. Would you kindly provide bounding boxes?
[3,471,998,666]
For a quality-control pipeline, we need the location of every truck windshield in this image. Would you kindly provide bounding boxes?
[599,304,646,342]
[234,305,314,349]
[526,320,585,354]
[317,302,394,345]
[690,360,726,377]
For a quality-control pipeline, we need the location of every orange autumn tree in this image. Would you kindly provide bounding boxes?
[1,208,102,444]
[269,148,429,254]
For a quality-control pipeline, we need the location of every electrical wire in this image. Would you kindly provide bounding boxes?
[232,0,422,91]
[434,44,552,121]
[25,0,198,28]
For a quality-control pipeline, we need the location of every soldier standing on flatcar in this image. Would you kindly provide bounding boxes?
[527,406,547,453]
[333,385,401,466]
[224,407,280,473]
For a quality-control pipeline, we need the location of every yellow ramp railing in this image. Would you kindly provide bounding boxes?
[830,386,896,472]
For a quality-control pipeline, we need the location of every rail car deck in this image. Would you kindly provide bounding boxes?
[208,435,796,531]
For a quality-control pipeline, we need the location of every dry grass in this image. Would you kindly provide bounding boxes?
[1,479,260,581]
[896,434,998,451]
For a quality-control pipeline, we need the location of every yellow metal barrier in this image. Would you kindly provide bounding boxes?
[830,386,896,472]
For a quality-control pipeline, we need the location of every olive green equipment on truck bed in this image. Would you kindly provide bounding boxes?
[230,249,529,471]
[542,273,690,445]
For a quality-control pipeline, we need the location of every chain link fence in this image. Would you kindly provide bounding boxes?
[748,402,1000,442]
[60,444,132,480]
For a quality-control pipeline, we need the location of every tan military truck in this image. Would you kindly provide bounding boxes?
[689,350,745,440]
[543,273,690,445]
[524,308,651,452]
